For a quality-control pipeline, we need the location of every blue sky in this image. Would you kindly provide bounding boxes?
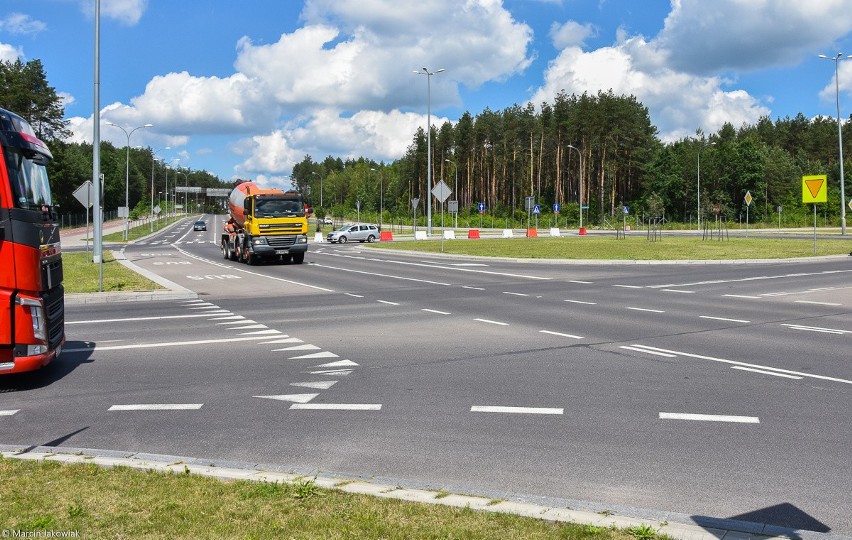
[4,0,852,190]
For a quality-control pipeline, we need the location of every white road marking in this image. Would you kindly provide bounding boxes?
[109,404,203,411]
[565,299,596,305]
[259,338,302,345]
[315,360,359,368]
[254,394,318,403]
[422,309,451,315]
[628,344,852,385]
[731,366,803,379]
[377,300,400,305]
[345,293,364,298]
[273,344,320,352]
[568,280,592,284]
[794,300,842,306]
[312,263,452,286]
[471,406,563,415]
[218,320,256,325]
[700,316,751,323]
[309,369,353,376]
[723,294,761,299]
[0,410,19,416]
[539,330,583,339]
[626,307,665,313]
[503,292,528,297]
[620,345,677,358]
[291,381,337,390]
[289,403,381,411]
[208,315,244,320]
[613,284,642,289]
[649,269,852,289]
[781,324,851,335]
[238,330,281,336]
[474,318,509,326]
[226,324,267,330]
[289,351,340,360]
[662,289,694,294]
[463,286,485,290]
[67,313,233,325]
[62,335,276,353]
[659,412,759,424]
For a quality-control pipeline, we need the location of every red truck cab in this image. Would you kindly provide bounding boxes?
[0,107,64,374]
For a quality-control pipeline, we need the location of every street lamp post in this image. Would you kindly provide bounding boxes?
[175,171,187,214]
[445,158,458,228]
[819,52,851,236]
[415,67,445,236]
[107,122,152,240]
[567,145,583,230]
[150,147,170,232]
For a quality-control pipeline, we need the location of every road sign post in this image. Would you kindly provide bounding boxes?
[73,180,94,260]
[803,175,827,255]
[744,191,752,238]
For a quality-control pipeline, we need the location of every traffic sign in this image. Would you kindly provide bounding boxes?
[72,181,94,209]
[533,204,541,215]
[744,191,753,206]
[553,203,560,214]
[478,202,485,214]
[411,198,420,210]
[432,180,452,203]
[525,196,534,211]
[623,205,629,214]
[802,175,827,203]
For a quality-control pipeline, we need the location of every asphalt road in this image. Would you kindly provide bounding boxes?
[3,215,852,535]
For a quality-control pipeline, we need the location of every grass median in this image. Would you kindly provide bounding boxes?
[62,251,162,293]
[0,456,672,540]
[370,234,852,259]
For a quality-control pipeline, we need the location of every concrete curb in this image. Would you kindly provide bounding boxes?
[1,445,845,540]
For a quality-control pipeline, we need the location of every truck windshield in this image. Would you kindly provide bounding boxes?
[5,146,52,209]
[255,198,303,217]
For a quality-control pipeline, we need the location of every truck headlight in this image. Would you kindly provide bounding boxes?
[15,296,46,341]
[252,237,268,246]
[297,235,308,244]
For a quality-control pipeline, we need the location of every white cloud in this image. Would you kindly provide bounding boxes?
[0,42,22,62]
[656,0,852,73]
[80,0,148,26]
[0,13,47,35]
[818,59,852,102]
[550,20,597,49]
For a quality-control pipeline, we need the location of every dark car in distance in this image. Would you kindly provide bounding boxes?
[193,220,206,231]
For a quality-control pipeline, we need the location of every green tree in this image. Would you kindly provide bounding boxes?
[0,58,69,140]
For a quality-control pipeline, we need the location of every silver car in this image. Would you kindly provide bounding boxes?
[327,223,380,244]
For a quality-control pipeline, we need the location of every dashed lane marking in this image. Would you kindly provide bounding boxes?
[539,330,583,339]
[699,316,751,323]
[731,366,802,379]
[422,309,451,315]
[109,404,203,411]
[254,394,318,403]
[781,324,851,335]
[626,307,665,313]
[289,403,381,411]
[474,318,509,326]
[659,412,759,424]
[471,406,563,415]
[377,300,400,305]
[794,300,843,306]
[565,299,596,305]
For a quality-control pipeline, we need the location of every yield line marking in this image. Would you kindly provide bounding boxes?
[109,404,203,411]
[471,406,563,415]
[474,318,509,326]
[289,403,381,411]
[699,316,751,323]
[659,412,759,424]
[626,307,665,313]
[539,330,583,339]
[731,366,802,379]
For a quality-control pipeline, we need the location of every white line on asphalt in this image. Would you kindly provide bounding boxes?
[291,381,337,390]
[648,269,852,289]
[239,330,282,336]
[67,313,235,325]
[208,315,243,320]
[218,320,256,325]
[273,344,320,351]
[731,366,803,379]
[315,360,359,368]
[259,338,301,344]
[309,369,352,376]
[289,352,339,360]
[662,289,695,294]
[62,336,277,353]
[345,293,364,298]
[0,410,19,416]
[539,330,583,339]
[568,280,593,284]
[627,344,852,385]
[613,284,643,289]
[619,345,677,358]
[723,294,761,299]
[377,300,400,305]
[254,394,318,403]
[699,315,751,323]
[109,404,203,411]
[463,286,485,290]
[289,403,381,410]
[474,318,509,326]
[331,256,551,281]
[503,292,528,297]
[565,299,596,305]
[659,412,759,423]
[626,307,665,313]
[422,309,451,315]
[793,300,843,306]
[781,324,850,335]
[312,263,452,286]
[471,405,563,415]
[225,324,268,330]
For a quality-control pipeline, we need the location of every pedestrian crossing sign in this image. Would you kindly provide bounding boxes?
[802,175,827,203]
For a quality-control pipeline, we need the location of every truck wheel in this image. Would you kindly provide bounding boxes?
[292,252,305,264]
[222,240,229,259]
[229,245,238,261]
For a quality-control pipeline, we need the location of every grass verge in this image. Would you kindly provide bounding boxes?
[371,235,852,260]
[63,251,163,293]
[0,457,672,540]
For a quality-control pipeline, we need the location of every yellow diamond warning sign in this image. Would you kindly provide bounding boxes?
[802,175,827,203]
